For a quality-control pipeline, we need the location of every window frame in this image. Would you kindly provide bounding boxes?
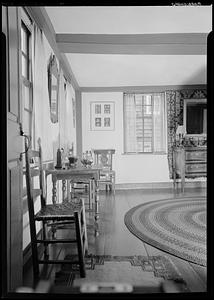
[21,18,33,138]
[123,92,167,155]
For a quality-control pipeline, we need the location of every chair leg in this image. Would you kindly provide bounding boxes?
[30,224,40,283]
[112,174,115,194]
[74,211,86,278]
[81,199,88,254]
[42,221,49,257]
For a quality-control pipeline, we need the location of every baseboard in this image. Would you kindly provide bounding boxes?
[23,229,43,271]
[114,180,206,190]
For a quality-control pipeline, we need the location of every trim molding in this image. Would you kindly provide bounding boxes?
[114,180,206,190]
[80,84,206,93]
[56,33,207,55]
[23,229,43,269]
[25,6,79,90]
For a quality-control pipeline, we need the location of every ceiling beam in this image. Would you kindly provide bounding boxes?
[25,6,80,90]
[56,33,208,55]
[80,84,206,93]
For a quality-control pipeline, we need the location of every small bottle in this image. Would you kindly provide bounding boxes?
[61,148,66,169]
[55,148,62,169]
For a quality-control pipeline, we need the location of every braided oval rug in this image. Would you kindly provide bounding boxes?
[124,196,206,266]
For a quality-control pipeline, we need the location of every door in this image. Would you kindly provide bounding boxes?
[3,6,23,292]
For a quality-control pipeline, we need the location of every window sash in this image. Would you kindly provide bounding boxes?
[21,22,31,80]
[124,93,166,154]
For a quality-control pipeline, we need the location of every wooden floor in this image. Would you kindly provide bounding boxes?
[23,187,207,293]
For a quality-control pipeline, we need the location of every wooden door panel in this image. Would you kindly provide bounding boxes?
[4,6,23,292]
[7,116,22,162]
[8,162,23,291]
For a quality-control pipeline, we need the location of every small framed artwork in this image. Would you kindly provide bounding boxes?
[90,101,115,130]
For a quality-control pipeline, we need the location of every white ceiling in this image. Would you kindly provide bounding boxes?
[45,6,212,34]
[65,54,206,87]
[45,6,212,88]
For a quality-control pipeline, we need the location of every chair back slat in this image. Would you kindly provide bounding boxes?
[25,138,46,211]
[93,149,115,170]
[28,149,40,158]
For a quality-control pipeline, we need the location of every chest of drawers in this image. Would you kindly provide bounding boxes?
[185,147,207,177]
[172,146,207,192]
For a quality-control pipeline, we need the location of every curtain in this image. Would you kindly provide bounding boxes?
[32,25,53,161]
[153,93,166,152]
[124,93,137,153]
[166,91,183,179]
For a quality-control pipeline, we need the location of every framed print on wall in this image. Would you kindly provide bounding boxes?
[90,101,115,131]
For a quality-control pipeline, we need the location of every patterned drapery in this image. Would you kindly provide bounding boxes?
[166,89,207,178]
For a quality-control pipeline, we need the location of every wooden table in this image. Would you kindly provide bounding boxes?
[45,167,100,220]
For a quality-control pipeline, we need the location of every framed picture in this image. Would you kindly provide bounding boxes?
[90,101,115,131]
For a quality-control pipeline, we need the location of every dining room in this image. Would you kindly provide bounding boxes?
[2,3,212,297]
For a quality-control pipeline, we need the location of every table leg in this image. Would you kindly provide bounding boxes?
[62,179,66,202]
[94,179,99,221]
[181,173,185,194]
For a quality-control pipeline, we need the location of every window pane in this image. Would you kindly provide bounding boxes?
[22,55,28,78]
[144,95,152,106]
[21,27,28,54]
[23,110,31,135]
[22,84,32,110]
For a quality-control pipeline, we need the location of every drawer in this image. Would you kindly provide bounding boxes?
[185,150,206,161]
[185,163,207,174]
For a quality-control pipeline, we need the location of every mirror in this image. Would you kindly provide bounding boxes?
[48,54,59,123]
[184,99,207,135]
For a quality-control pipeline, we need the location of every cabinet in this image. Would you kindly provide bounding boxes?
[172,146,207,192]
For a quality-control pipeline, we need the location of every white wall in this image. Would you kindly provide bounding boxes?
[82,92,170,184]
[23,33,77,250]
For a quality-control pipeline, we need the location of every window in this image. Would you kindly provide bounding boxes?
[124,93,166,153]
[21,20,32,138]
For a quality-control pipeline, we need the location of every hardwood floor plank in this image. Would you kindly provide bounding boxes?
[103,191,148,255]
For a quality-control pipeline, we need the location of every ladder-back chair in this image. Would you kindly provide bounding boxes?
[24,138,88,283]
[93,149,116,193]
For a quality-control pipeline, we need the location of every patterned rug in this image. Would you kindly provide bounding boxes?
[124,196,206,266]
[55,254,189,292]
